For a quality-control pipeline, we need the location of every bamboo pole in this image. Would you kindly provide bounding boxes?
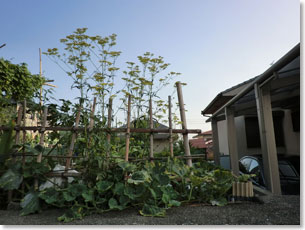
[107,97,113,157]
[21,100,27,195]
[89,97,96,132]
[65,106,82,170]
[15,105,23,145]
[176,82,192,167]
[39,48,43,107]
[124,95,131,162]
[0,126,201,134]
[37,107,48,163]
[8,105,23,203]
[168,96,174,157]
[149,98,154,160]
[35,107,48,190]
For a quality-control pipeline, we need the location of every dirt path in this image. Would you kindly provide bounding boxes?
[0,195,299,225]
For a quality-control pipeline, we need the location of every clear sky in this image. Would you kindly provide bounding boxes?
[0,0,300,133]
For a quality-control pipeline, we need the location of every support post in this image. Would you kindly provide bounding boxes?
[125,95,131,162]
[211,119,220,165]
[65,106,82,170]
[254,83,281,194]
[89,97,96,132]
[35,106,48,190]
[107,97,113,157]
[149,98,154,160]
[168,96,174,157]
[225,106,239,176]
[176,82,192,167]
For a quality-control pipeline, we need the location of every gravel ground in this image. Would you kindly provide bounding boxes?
[0,195,300,225]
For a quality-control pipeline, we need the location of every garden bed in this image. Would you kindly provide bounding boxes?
[0,195,299,225]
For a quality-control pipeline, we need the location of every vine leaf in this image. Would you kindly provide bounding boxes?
[20,191,40,216]
[0,169,23,190]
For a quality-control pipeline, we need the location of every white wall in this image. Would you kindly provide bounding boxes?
[217,120,229,155]
[216,109,300,158]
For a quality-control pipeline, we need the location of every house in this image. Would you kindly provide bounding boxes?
[189,130,213,160]
[201,43,300,195]
[119,119,173,153]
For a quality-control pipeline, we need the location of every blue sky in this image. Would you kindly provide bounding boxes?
[0,0,300,132]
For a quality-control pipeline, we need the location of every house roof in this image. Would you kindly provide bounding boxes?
[189,138,209,149]
[204,43,300,120]
[201,76,259,115]
[120,119,170,140]
[192,130,212,139]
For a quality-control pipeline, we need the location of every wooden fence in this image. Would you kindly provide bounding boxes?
[1,82,202,174]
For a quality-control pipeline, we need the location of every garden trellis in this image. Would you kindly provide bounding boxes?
[1,82,201,186]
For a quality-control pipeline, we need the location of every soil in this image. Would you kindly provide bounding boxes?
[0,195,299,225]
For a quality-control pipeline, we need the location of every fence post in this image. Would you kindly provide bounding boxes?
[176,82,192,167]
[149,98,154,161]
[107,97,113,157]
[35,106,48,190]
[65,105,82,170]
[125,95,131,162]
[168,96,174,157]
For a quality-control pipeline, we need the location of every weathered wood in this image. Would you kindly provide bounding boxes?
[35,107,48,190]
[89,97,96,131]
[168,96,174,157]
[107,97,113,157]
[65,106,82,170]
[176,82,192,167]
[225,107,239,176]
[15,105,23,144]
[125,95,131,162]
[149,98,154,160]
[254,83,281,195]
[37,107,48,163]
[39,48,43,107]
[211,119,220,165]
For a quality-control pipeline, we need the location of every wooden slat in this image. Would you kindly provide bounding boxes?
[176,82,192,167]
[225,107,239,176]
[211,119,220,165]
[149,98,154,160]
[107,97,113,157]
[254,83,281,194]
[168,96,174,157]
[124,95,131,162]
[65,106,82,170]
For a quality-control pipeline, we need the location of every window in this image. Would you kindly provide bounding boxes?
[239,158,252,173]
[245,112,285,148]
[279,161,297,177]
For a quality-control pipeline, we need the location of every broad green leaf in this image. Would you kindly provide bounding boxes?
[0,169,23,190]
[82,189,94,202]
[127,170,151,185]
[39,188,59,204]
[108,198,124,210]
[210,197,228,206]
[20,191,40,216]
[96,181,113,193]
[113,182,124,195]
[169,200,181,207]
[139,204,166,217]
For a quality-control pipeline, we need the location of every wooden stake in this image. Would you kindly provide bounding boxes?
[65,106,82,170]
[37,107,48,163]
[35,107,48,190]
[39,48,43,107]
[168,96,174,157]
[176,82,192,167]
[124,95,131,162]
[149,98,154,160]
[15,105,23,145]
[107,97,113,157]
[89,97,96,131]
